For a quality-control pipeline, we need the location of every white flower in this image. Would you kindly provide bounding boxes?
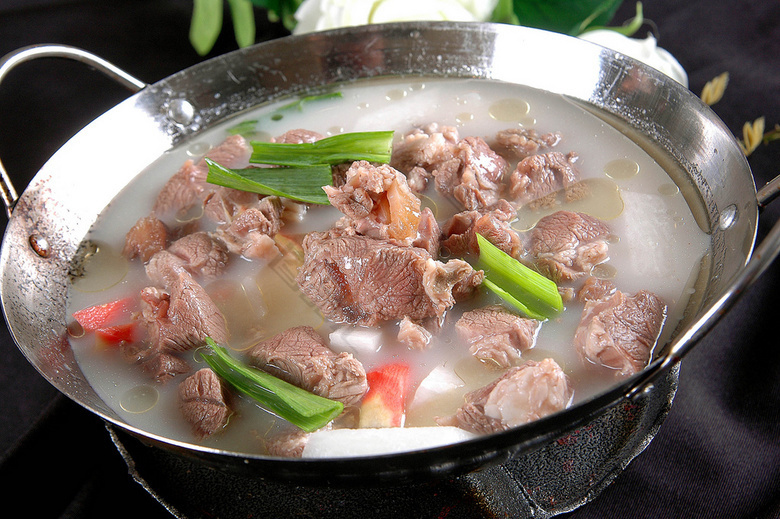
[578,30,688,87]
[293,0,499,35]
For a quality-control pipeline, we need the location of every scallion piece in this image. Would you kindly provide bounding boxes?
[205,158,331,205]
[201,338,344,433]
[249,131,394,166]
[475,233,563,321]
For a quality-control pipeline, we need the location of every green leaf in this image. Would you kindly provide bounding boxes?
[510,0,624,36]
[249,131,394,166]
[490,0,520,24]
[581,2,643,36]
[201,338,344,432]
[250,0,303,31]
[206,159,332,204]
[227,0,256,48]
[475,233,563,320]
[190,0,224,56]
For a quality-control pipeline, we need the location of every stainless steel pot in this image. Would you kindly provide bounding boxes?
[1,22,778,485]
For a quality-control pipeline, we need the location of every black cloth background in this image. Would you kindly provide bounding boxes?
[0,1,778,517]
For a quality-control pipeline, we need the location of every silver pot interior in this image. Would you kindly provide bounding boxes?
[0,22,756,481]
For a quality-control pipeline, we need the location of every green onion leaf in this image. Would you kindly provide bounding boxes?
[201,338,344,433]
[249,131,394,166]
[189,0,224,56]
[206,158,331,205]
[475,233,563,320]
[227,0,256,48]
[276,92,343,113]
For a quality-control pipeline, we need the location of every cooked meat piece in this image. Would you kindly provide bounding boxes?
[212,196,284,260]
[577,276,617,303]
[265,428,310,458]
[437,358,572,434]
[247,326,368,406]
[154,135,251,218]
[452,136,509,210]
[297,233,483,326]
[203,186,264,224]
[179,368,231,439]
[120,341,191,383]
[273,128,324,143]
[441,201,522,258]
[123,215,169,263]
[167,232,229,279]
[509,151,579,207]
[455,306,540,368]
[397,316,433,350]
[323,161,421,243]
[574,289,667,377]
[390,123,460,193]
[142,352,192,383]
[528,210,611,283]
[492,128,561,159]
[141,251,229,351]
[412,207,440,258]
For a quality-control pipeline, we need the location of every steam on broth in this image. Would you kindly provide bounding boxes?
[66,77,709,457]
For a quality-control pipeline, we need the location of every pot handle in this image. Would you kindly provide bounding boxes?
[628,172,780,398]
[0,44,147,218]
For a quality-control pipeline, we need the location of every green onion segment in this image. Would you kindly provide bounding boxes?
[205,159,331,205]
[475,233,563,321]
[249,131,394,166]
[201,338,344,433]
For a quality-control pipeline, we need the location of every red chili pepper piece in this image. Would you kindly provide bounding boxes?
[72,297,134,331]
[359,362,411,428]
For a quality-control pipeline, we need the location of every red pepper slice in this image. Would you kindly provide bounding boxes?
[95,323,138,346]
[72,297,134,332]
[359,362,411,428]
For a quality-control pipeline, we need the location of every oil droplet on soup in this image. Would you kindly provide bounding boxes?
[120,385,159,414]
[591,263,618,279]
[455,112,474,126]
[385,89,407,101]
[488,98,530,122]
[71,242,129,294]
[604,158,640,179]
[658,183,680,196]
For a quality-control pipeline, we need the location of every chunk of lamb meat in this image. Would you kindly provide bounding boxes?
[123,215,169,263]
[441,200,522,258]
[120,341,191,383]
[390,123,460,193]
[455,305,540,368]
[509,151,580,208]
[296,233,483,326]
[492,128,561,160]
[247,326,368,406]
[412,207,440,258]
[397,316,433,350]
[577,276,617,303]
[212,196,284,260]
[179,368,231,439]
[437,358,572,434]
[323,161,421,244]
[574,289,667,377]
[167,231,229,279]
[141,251,229,351]
[154,135,252,219]
[528,210,611,283]
[450,136,509,211]
[265,429,310,458]
[203,186,264,225]
[273,128,324,144]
